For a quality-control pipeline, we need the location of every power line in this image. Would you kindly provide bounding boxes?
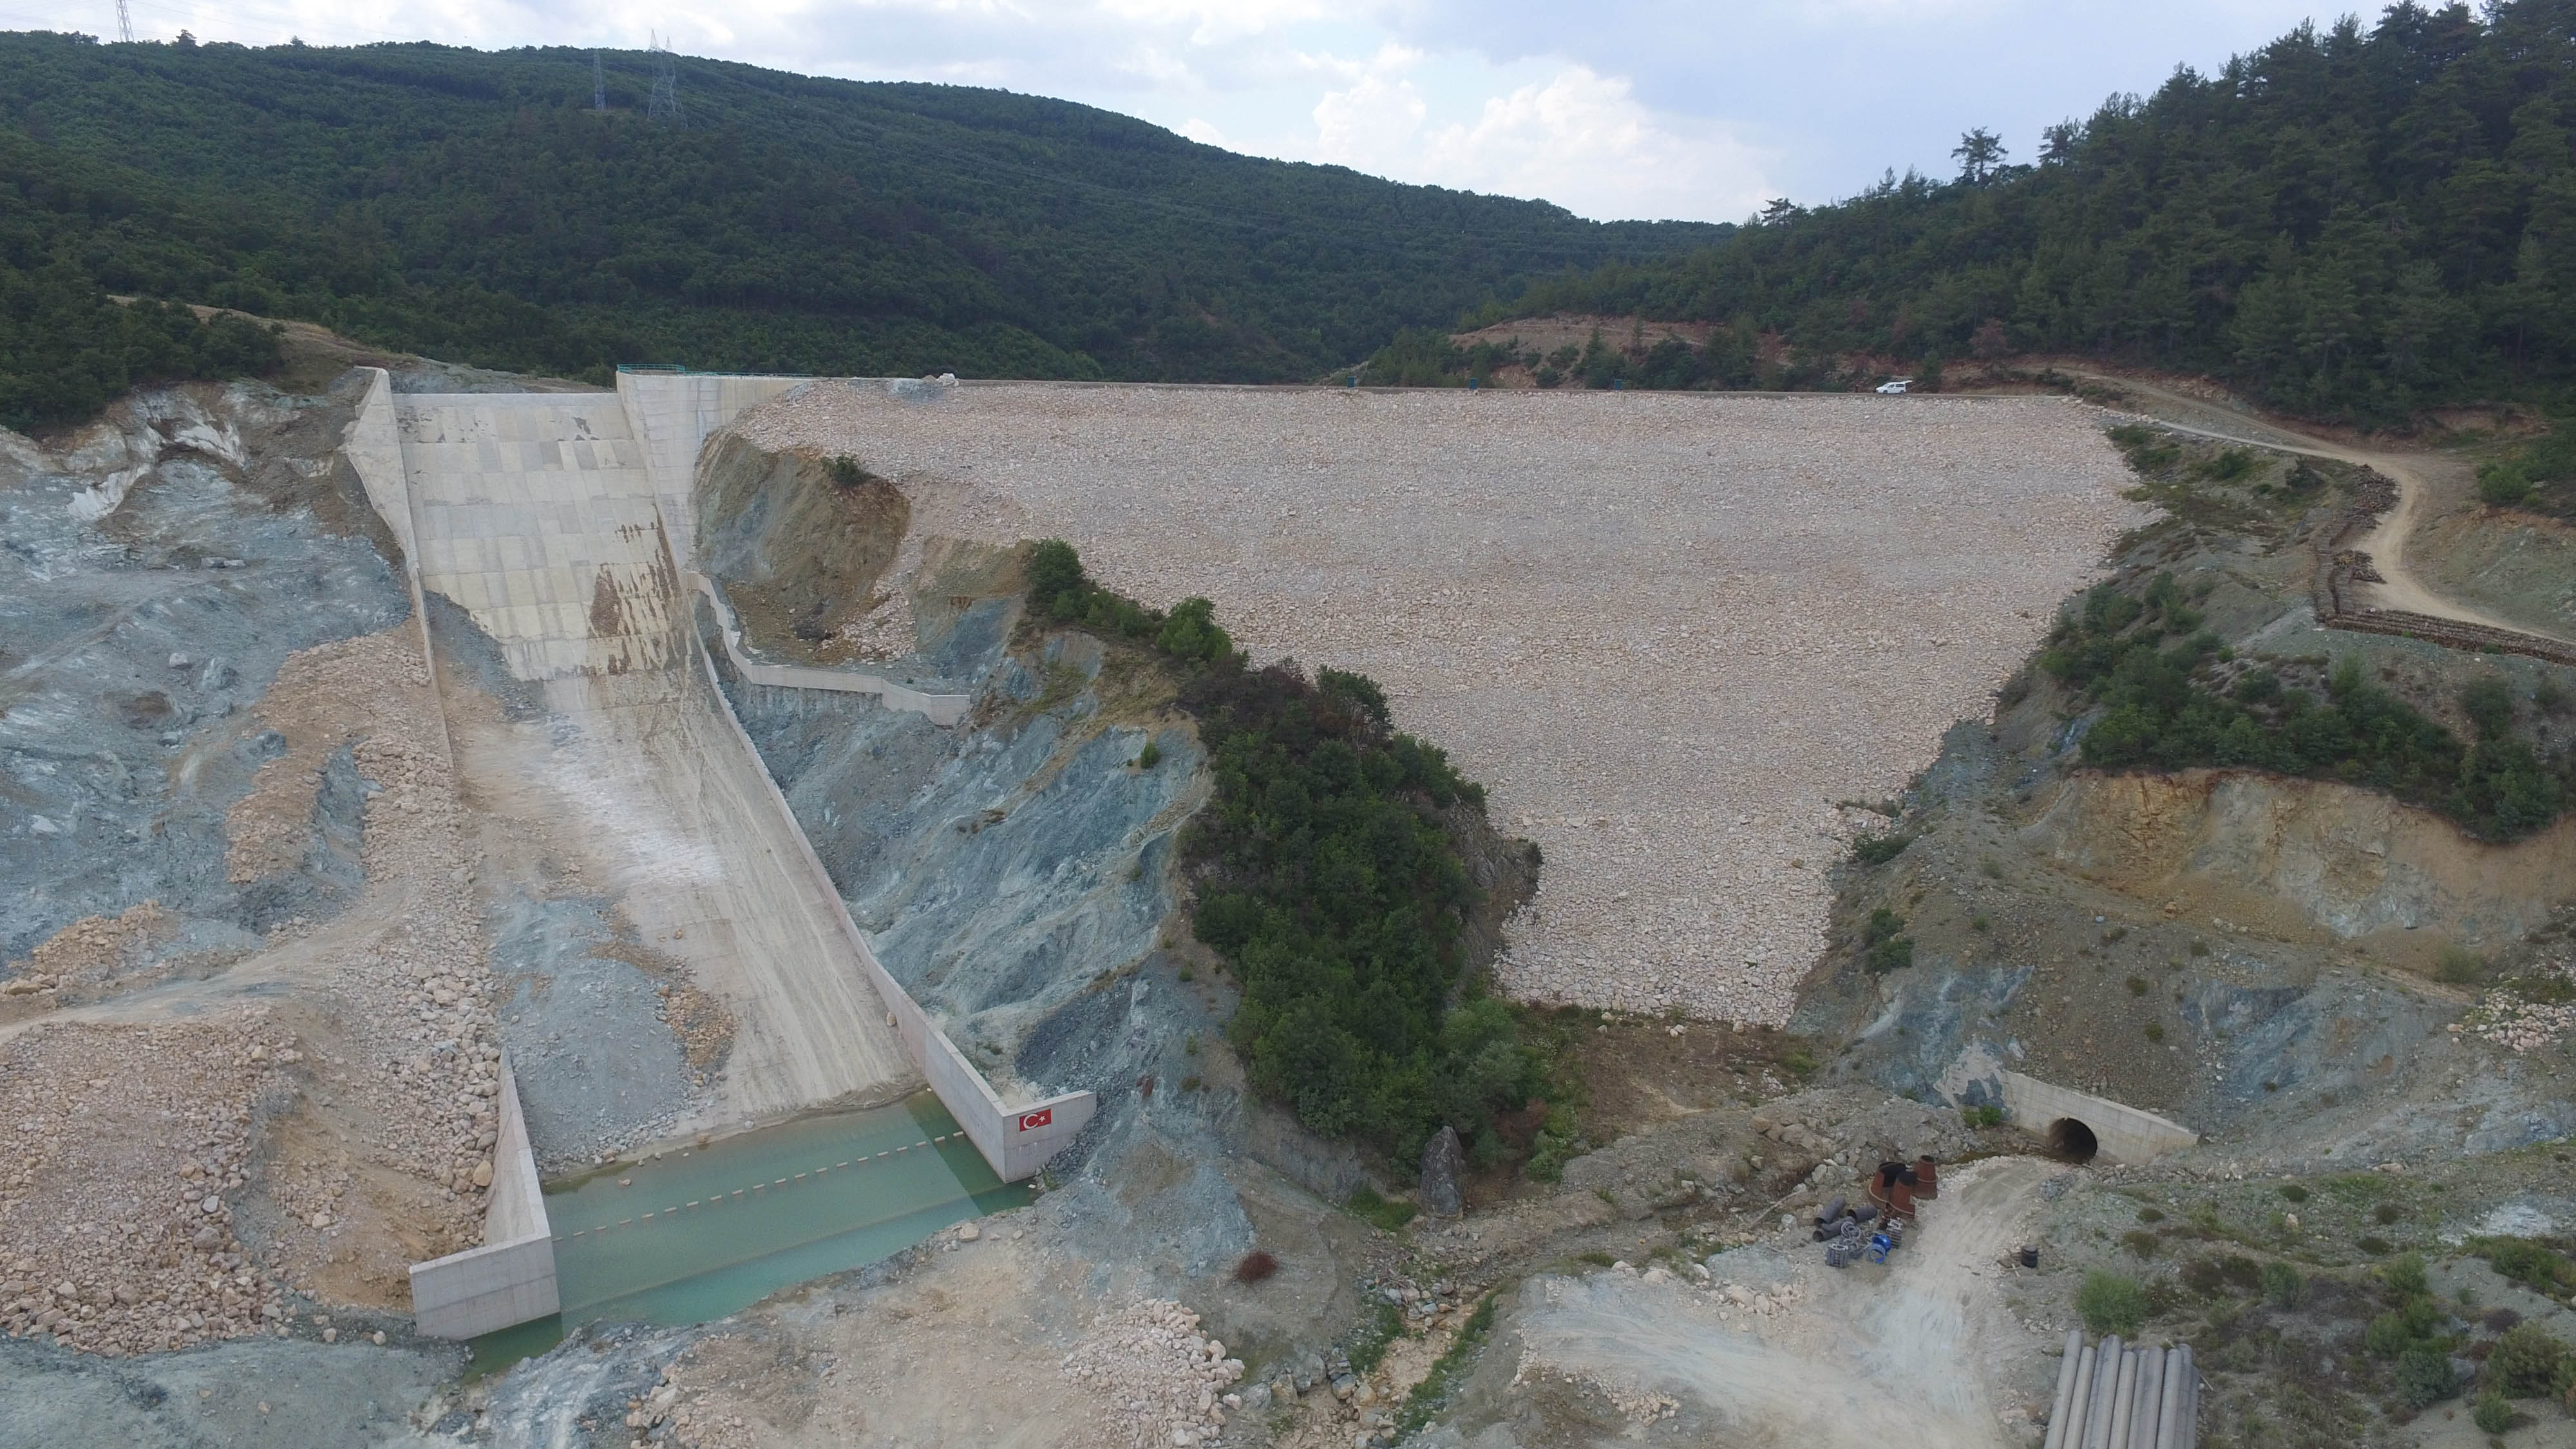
[647,32,681,126]
[592,49,605,111]
[115,0,133,43]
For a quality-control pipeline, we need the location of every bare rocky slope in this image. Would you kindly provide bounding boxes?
[1792,419,2576,1167]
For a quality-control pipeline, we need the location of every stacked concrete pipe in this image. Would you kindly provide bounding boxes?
[2043,1336,2195,1449]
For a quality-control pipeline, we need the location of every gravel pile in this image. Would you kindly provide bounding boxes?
[263,631,507,1219]
[737,384,2143,1020]
[1058,1297,1247,1448]
[0,1015,292,1354]
[0,902,175,1002]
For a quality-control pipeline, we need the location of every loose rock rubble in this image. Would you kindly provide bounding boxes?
[2454,946,2576,1054]
[1058,1298,1246,1448]
[738,383,2142,1021]
[1,901,175,1003]
[0,1015,290,1354]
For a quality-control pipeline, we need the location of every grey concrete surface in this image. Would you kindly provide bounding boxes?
[371,386,916,1128]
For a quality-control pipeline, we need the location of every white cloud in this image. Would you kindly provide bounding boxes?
[1426,66,1766,222]
[1309,54,1766,222]
[1310,46,1431,180]
[1178,117,1231,146]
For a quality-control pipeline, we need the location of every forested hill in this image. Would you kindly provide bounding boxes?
[0,32,1718,427]
[1428,0,2576,423]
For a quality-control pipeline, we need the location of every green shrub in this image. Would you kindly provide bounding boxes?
[2279,1184,2310,1203]
[1135,740,1162,770]
[2078,1271,2148,1336]
[2366,1309,2431,1358]
[2198,448,2257,482]
[2143,1023,2164,1043]
[2397,1343,2460,1407]
[1862,908,1914,974]
[2490,1323,2570,1397]
[2261,1258,2305,1309]
[1034,543,1550,1165]
[2472,1388,2514,1433]
[1027,538,1088,621]
[824,454,881,489]
[2121,1229,2161,1259]
[2137,1207,2166,1225]
[2472,1239,2573,1294]
[1850,832,1913,866]
[2384,1253,2430,1298]
[1962,1103,2005,1129]
[2045,575,2572,842]
[2479,461,2535,507]
[2436,945,2486,984]
[1346,1187,1417,1232]
[2357,1235,2394,1256]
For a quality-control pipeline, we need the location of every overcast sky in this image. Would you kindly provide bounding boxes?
[58,0,2356,223]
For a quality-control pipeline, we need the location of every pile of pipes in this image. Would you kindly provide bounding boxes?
[1812,1199,1904,1267]
[2042,1331,2196,1449]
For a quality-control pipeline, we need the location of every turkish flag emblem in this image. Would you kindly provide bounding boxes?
[1017,1109,1053,1132]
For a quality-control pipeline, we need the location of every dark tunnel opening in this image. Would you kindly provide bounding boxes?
[2047,1117,2099,1164]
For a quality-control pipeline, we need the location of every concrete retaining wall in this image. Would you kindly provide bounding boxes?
[406,1056,559,1339]
[620,368,1096,1177]
[689,573,971,726]
[1999,1070,2199,1164]
[617,370,807,563]
[687,627,1095,1179]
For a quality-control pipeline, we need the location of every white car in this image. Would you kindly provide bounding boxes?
[1875,378,1913,395]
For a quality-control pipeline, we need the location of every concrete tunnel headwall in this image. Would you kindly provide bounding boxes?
[1997,1070,2199,1165]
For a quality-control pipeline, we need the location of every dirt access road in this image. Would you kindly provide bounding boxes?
[2053,365,2573,649]
[1508,1157,2054,1448]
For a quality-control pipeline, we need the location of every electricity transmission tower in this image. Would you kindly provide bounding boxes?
[592,50,606,111]
[115,0,133,42]
[646,33,682,125]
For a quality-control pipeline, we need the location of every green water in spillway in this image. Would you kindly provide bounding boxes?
[468,1092,1027,1375]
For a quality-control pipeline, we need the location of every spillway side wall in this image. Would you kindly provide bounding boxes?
[623,370,1096,1182]
[349,368,561,1339]
[407,1054,559,1338]
[688,573,970,725]
[683,620,1095,1179]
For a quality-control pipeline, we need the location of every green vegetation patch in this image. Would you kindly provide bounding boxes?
[0,32,1718,427]
[1032,542,1567,1170]
[2045,571,2571,841]
[0,280,282,431]
[2468,1236,2576,1295]
[2078,1271,2148,1336]
[1371,6,2576,424]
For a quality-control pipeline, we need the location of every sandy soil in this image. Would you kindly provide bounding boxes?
[1503,1157,2052,1447]
[736,384,2143,1021]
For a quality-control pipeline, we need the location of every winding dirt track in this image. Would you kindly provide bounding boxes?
[2060,367,2574,649]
